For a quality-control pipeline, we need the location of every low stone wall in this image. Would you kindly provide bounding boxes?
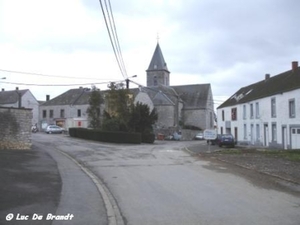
[0,107,32,150]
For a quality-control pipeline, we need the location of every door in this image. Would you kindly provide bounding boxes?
[291,128,300,149]
[282,127,287,149]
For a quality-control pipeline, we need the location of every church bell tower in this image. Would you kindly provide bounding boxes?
[146,43,170,87]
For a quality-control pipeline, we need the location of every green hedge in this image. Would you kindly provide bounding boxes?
[142,133,155,143]
[69,128,141,144]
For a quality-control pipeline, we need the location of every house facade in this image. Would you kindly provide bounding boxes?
[39,88,98,131]
[0,87,39,126]
[217,61,300,149]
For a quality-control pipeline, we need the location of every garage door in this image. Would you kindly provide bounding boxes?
[291,128,300,149]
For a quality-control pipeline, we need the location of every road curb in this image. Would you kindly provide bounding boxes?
[56,148,125,225]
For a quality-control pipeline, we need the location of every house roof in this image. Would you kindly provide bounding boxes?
[41,88,91,106]
[147,43,169,72]
[218,66,300,109]
[0,89,28,104]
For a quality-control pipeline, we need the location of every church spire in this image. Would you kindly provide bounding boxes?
[146,42,170,87]
[147,43,169,72]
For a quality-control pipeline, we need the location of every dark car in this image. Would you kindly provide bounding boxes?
[216,134,235,147]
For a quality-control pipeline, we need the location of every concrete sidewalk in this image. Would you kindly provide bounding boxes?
[0,145,62,224]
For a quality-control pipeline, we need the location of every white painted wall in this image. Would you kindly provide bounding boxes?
[217,88,300,149]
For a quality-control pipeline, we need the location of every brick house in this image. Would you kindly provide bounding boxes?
[217,61,300,149]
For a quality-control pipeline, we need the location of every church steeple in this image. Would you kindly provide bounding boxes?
[146,43,170,87]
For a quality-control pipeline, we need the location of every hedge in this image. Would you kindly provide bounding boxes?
[69,128,142,144]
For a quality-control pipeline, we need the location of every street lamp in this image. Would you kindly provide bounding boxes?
[126,75,137,89]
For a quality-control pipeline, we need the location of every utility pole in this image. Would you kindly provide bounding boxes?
[125,75,137,89]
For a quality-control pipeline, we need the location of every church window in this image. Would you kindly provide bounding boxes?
[154,76,158,86]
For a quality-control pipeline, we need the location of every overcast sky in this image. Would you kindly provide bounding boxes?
[0,0,299,108]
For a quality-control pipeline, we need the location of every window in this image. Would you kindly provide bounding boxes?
[60,109,65,118]
[231,108,237,120]
[43,110,47,118]
[77,109,81,117]
[271,98,276,118]
[243,105,247,119]
[243,124,247,140]
[250,103,254,119]
[255,102,259,118]
[289,99,295,118]
[222,110,225,121]
[50,110,53,118]
[272,123,277,142]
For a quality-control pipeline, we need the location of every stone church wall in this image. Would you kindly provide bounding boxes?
[183,109,207,130]
[155,105,175,128]
[0,107,32,150]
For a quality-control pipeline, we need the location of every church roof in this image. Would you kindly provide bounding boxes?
[132,83,211,109]
[172,84,211,109]
[147,43,169,72]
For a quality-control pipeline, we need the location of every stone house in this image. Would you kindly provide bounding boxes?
[0,87,39,126]
[217,61,300,149]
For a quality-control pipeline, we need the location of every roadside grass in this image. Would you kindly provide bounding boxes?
[218,148,300,162]
[262,150,300,162]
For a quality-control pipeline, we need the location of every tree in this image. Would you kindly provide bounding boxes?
[102,82,132,132]
[128,102,158,134]
[87,85,103,129]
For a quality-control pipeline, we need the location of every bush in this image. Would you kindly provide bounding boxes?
[68,128,141,144]
[142,133,155,144]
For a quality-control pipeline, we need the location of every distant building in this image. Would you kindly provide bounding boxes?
[217,61,300,149]
[0,87,39,126]
[39,88,98,131]
[133,43,215,132]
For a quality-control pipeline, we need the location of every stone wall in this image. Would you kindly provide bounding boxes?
[0,107,32,150]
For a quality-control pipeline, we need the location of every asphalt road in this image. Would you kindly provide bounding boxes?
[32,133,300,225]
[0,135,108,225]
[0,146,61,225]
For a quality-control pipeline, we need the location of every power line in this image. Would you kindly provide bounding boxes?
[98,0,127,79]
[0,68,112,81]
[0,80,124,87]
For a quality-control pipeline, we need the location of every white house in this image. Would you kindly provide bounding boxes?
[217,61,300,149]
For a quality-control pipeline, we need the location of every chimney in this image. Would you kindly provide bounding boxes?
[46,95,50,101]
[16,87,19,91]
[265,74,270,81]
[292,61,298,72]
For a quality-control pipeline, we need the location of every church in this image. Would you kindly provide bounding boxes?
[132,43,215,133]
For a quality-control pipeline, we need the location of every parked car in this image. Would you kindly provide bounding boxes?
[172,131,182,141]
[45,125,64,134]
[216,134,235,147]
[194,132,204,140]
